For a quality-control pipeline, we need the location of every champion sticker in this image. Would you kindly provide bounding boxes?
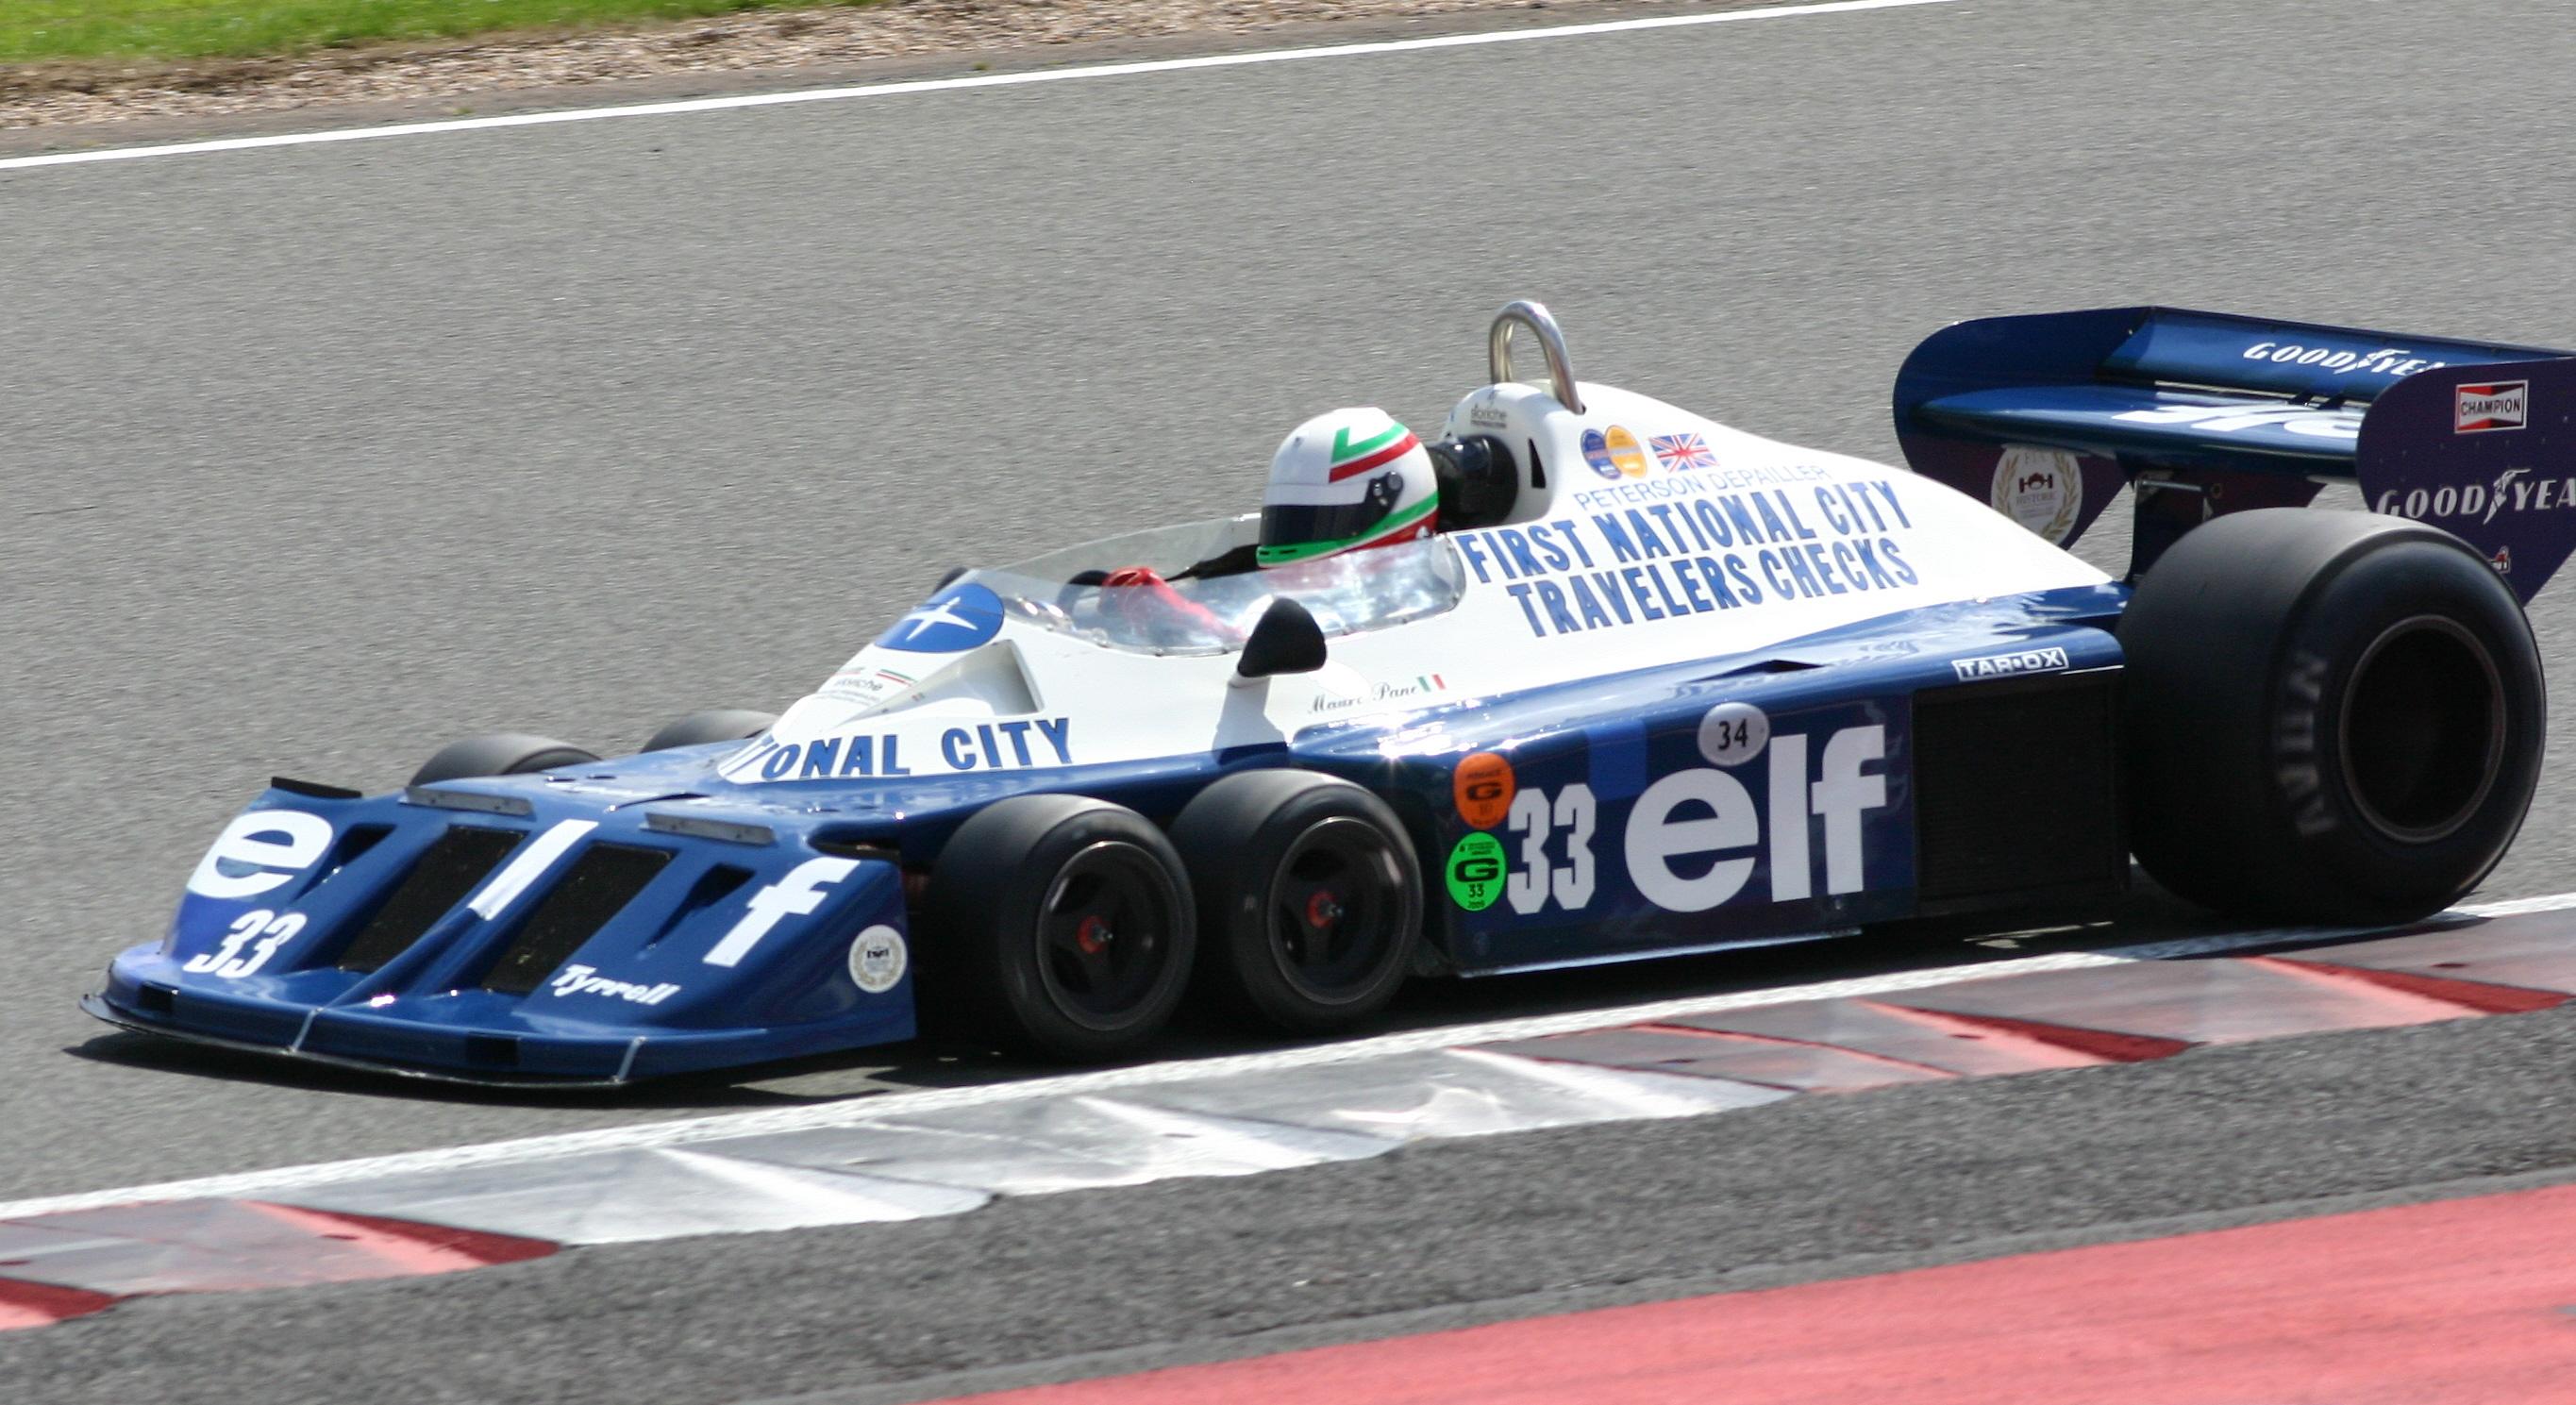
[2456,381,2529,434]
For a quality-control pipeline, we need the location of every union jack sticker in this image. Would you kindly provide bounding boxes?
[1649,432,1715,473]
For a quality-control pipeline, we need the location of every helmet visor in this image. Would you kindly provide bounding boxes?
[1259,496,1394,556]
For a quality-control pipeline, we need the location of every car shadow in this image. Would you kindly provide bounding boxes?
[59,1030,852,1108]
[60,874,2409,1109]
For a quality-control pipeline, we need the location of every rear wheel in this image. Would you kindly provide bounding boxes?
[409,733,601,787]
[1171,770,1421,1033]
[2121,509,2543,923]
[918,794,1196,1061]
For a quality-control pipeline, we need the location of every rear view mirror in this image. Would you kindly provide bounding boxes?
[1236,596,1328,679]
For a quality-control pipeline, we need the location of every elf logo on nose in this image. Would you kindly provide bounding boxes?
[186,811,335,900]
[704,857,861,967]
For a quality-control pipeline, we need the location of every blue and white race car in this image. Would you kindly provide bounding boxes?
[87,302,2571,1082]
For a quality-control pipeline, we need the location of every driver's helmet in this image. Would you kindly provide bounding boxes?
[1257,408,1440,568]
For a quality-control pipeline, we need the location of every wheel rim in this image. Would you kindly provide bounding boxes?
[1263,816,1408,1004]
[1034,840,1180,1030]
[2337,614,2507,844]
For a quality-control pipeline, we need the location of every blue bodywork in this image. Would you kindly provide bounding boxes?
[102,302,2568,1085]
[91,585,2126,1085]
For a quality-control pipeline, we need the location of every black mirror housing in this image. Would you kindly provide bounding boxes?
[1236,596,1328,679]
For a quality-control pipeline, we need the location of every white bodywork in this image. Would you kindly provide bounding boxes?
[722,380,2108,784]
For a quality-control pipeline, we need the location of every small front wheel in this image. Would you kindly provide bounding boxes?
[640,709,777,753]
[919,794,1196,1061]
[1172,770,1422,1033]
[409,733,600,787]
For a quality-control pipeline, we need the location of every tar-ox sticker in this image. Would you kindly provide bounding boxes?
[1951,646,2070,682]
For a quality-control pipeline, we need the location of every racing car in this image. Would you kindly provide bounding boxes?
[87,301,2570,1081]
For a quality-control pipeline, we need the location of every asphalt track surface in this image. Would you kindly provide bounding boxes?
[4,0,2576,1397]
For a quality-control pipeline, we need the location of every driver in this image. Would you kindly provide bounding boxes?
[1090,407,1484,643]
[1255,408,1440,568]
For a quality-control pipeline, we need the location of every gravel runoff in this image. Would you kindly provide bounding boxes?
[1,0,1722,131]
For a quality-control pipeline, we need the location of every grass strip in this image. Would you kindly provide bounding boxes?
[0,0,863,65]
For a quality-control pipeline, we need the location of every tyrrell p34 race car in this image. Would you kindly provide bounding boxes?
[89,302,2576,1082]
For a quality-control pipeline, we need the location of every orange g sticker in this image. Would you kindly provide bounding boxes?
[1453,752,1516,829]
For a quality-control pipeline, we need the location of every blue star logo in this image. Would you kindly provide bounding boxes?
[877,582,1005,653]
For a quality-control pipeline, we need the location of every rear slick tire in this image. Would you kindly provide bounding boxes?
[2120,509,2543,924]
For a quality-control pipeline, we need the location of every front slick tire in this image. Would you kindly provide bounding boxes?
[1171,770,1422,1034]
[2122,509,2544,925]
[409,733,601,787]
[920,794,1196,1062]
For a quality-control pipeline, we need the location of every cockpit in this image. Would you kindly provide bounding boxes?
[951,514,1469,656]
[878,301,1586,663]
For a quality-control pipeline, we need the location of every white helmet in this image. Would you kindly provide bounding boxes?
[1258,408,1440,568]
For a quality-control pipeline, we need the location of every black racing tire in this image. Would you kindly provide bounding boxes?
[918,794,1196,1061]
[409,733,602,787]
[1169,770,1422,1033]
[2121,509,2543,924]
[641,709,778,753]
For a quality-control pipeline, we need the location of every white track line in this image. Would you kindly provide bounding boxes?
[8,892,2568,1222]
[0,0,1960,174]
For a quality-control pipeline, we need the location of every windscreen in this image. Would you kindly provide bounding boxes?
[957,514,1466,656]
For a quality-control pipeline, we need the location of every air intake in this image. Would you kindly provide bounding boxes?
[480,843,674,995]
[337,828,522,972]
[1914,669,2126,912]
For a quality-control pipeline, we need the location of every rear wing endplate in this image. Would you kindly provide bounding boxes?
[1893,306,2576,600]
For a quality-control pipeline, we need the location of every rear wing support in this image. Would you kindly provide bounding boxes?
[1891,306,2576,601]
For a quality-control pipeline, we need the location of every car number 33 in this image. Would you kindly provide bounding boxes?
[180,909,307,978]
[1506,784,1597,914]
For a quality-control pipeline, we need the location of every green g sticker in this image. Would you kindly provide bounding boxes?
[1446,831,1506,912]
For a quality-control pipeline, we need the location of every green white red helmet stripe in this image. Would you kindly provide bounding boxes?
[1328,427,1422,481]
[1254,493,1437,566]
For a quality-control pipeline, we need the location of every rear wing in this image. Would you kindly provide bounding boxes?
[1892,306,2576,600]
